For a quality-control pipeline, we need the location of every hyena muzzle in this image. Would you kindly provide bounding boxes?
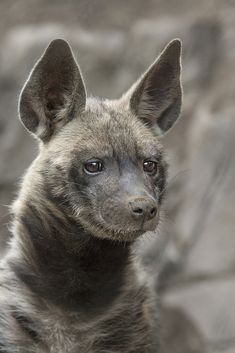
[0,38,182,353]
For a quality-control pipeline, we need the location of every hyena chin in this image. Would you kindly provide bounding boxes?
[0,38,182,352]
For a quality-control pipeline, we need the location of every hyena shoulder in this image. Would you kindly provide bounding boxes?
[0,263,158,353]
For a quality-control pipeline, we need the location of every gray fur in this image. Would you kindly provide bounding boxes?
[0,38,182,352]
[19,39,86,142]
[126,39,182,135]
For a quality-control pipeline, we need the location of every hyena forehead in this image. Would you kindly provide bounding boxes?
[45,98,164,162]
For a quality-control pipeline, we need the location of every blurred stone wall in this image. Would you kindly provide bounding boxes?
[0,1,235,352]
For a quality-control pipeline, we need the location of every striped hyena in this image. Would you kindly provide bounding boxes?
[0,38,182,352]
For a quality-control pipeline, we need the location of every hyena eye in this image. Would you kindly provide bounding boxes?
[143,160,158,175]
[84,160,104,174]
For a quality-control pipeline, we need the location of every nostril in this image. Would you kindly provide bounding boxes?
[129,201,144,217]
[133,207,144,215]
[148,206,158,220]
[129,199,158,221]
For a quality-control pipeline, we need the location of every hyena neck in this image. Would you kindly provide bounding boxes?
[10,193,132,315]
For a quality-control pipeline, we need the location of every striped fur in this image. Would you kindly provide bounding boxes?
[0,38,182,352]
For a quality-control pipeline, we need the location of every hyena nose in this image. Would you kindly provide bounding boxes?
[128,197,158,222]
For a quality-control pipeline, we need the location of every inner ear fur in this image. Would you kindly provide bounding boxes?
[123,39,182,135]
[19,39,86,142]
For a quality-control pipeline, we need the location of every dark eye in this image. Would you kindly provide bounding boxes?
[84,160,104,174]
[143,160,158,174]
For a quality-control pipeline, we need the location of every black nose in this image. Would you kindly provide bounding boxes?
[128,197,158,221]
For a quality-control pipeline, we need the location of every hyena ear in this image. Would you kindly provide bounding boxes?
[123,39,182,135]
[19,39,86,142]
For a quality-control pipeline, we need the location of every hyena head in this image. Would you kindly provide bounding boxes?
[19,39,182,242]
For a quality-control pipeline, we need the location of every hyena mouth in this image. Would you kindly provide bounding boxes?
[77,212,150,241]
[96,213,160,241]
[103,227,145,242]
[99,208,160,231]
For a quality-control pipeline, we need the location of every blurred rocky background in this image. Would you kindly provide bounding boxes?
[0,0,235,352]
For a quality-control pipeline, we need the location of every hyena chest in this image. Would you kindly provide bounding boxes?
[42,319,117,353]
[41,322,95,353]
[40,309,153,353]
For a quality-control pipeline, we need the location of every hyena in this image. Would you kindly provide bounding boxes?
[0,38,182,353]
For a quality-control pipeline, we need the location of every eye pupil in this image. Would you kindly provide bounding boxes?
[84,161,104,174]
[143,161,158,174]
